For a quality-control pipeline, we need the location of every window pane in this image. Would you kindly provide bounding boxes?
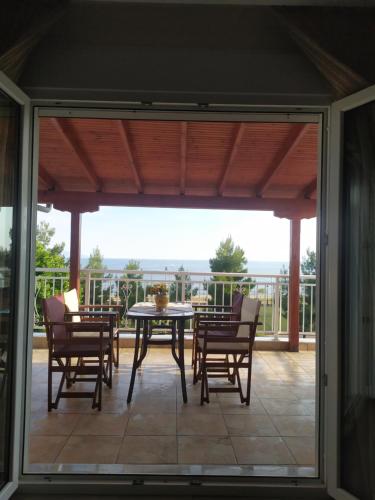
[341,102,375,500]
[0,90,19,489]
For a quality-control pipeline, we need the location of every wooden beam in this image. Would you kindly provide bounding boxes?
[288,218,301,352]
[38,190,315,216]
[50,118,101,191]
[69,211,82,295]
[256,124,310,197]
[273,8,369,99]
[300,178,317,199]
[116,120,143,193]
[180,122,188,195]
[218,123,245,196]
[38,163,60,191]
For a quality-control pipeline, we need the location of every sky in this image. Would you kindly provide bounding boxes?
[37,207,317,262]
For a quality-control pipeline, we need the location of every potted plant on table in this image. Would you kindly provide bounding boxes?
[150,283,169,311]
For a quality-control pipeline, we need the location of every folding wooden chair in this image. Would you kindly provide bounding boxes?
[192,290,244,368]
[63,288,121,368]
[194,297,261,405]
[42,295,112,411]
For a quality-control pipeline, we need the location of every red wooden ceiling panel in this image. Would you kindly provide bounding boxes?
[38,117,318,216]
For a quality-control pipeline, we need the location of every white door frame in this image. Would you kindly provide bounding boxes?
[0,71,32,500]
[16,102,328,498]
[325,84,375,500]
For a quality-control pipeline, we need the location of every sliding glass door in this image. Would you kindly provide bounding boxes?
[0,72,31,500]
[327,85,375,500]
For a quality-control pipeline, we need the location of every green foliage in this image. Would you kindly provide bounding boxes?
[35,222,68,322]
[85,246,110,304]
[300,248,316,333]
[279,248,316,333]
[208,236,254,305]
[121,260,144,310]
[209,236,247,275]
[35,221,67,270]
[168,265,197,302]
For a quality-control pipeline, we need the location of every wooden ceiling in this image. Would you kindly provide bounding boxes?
[38,117,318,219]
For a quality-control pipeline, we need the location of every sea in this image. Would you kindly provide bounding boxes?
[80,258,288,280]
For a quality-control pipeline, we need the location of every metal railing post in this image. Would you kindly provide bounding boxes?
[181,274,186,302]
[273,277,280,340]
[84,270,91,305]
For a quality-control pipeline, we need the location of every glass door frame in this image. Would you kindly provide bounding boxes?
[17,102,328,498]
[326,84,375,500]
[0,71,32,500]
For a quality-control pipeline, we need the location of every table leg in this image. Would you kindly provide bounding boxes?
[127,319,141,403]
[177,319,187,403]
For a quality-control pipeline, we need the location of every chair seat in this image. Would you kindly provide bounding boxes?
[54,340,110,357]
[197,338,248,352]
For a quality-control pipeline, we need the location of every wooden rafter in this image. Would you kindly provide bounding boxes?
[117,120,143,193]
[301,178,317,199]
[180,122,188,195]
[218,123,245,196]
[256,124,309,197]
[38,163,59,191]
[50,118,101,191]
[38,190,316,219]
[273,8,369,99]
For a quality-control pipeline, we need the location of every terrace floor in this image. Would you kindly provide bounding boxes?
[28,348,317,476]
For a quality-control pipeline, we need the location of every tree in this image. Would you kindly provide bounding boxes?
[300,248,316,333]
[85,246,108,303]
[35,221,67,270]
[279,248,316,334]
[169,265,194,302]
[121,260,144,310]
[208,236,253,305]
[34,222,68,322]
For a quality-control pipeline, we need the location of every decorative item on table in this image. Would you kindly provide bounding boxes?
[150,283,169,311]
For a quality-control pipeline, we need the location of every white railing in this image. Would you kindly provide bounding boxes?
[34,268,316,338]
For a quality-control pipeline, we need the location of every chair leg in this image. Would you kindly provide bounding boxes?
[116,335,120,368]
[48,357,53,411]
[193,339,199,384]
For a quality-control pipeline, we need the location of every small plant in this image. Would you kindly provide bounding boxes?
[149,283,168,296]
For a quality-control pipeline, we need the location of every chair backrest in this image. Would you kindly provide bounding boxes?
[237,297,261,338]
[42,294,67,343]
[232,290,244,316]
[64,288,81,322]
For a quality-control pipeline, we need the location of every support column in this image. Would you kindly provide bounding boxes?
[288,218,301,352]
[69,211,82,294]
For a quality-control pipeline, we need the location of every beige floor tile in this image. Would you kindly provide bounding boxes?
[219,398,266,415]
[284,437,316,465]
[271,416,315,437]
[253,386,299,400]
[118,436,177,464]
[133,382,177,399]
[126,413,176,435]
[30,413,80,436]
[29,435,68,463]
[261,399,314,416]
[176,400,222,414]
[224,414,279,436]
[56,436,121,464]
[177,413,227,436]
[178,436,236,464]
[127,398,176,414]
[231,436,296,465]
[72,413,128,436]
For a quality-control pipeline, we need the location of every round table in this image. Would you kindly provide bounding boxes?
[126,302,194,403]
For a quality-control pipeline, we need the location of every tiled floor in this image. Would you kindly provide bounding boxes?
[28,348,316,473]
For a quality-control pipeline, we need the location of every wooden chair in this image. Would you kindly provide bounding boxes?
[194,297,261,405]
[42,295,112,411]
[192,290,244,371]
[63,289,121,368]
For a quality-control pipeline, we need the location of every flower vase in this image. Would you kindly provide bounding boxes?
[155,294,168,311]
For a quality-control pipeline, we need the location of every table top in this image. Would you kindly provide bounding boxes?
[127,302,194,320]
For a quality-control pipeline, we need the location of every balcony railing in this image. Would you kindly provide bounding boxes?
[34,268,316,338]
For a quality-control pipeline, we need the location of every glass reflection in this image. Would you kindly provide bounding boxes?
[0,90,19,489]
